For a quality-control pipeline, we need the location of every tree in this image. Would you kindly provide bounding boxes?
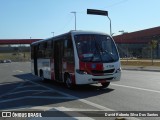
[149,40,158,65]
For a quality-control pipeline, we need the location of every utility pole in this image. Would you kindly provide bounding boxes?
[71,11,77,30]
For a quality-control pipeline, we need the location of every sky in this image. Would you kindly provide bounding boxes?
[0,0,160,39]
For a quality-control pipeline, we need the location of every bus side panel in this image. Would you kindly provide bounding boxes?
[37,59,51,79]
[63,60,75,84]
[50,59,55,80]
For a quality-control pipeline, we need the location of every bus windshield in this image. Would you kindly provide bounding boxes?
[74,34,119,63]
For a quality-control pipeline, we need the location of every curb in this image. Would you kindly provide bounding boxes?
[122,68,160,72]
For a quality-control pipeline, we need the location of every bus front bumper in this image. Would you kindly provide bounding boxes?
[75,72,121,85]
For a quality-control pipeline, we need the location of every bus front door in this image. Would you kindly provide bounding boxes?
[54,41,63,81]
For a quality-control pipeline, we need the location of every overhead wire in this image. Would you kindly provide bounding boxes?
[102,0,129,9]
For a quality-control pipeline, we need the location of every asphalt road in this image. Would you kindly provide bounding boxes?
[0,62,160,120]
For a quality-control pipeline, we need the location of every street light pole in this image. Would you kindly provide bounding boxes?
[51,32,54,37]
[71,11,76,30]
[30,37,32,44]
[87,9,112,36]
[107,16,112,36]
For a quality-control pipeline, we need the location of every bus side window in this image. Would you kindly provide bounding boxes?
[45,40,52,58]
[64,38,74,62]
[37,43,44,58]
[31,45,34,59]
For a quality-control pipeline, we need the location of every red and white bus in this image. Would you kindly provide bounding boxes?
[31,30,121,88]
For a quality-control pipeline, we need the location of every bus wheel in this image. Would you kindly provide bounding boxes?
[65,75,74,89]
[40,70,45,81]
[101,82,110,88]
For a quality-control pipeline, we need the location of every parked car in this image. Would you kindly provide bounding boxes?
[0,59,12,63]
[5,59,12,63]
[0,60,4,63]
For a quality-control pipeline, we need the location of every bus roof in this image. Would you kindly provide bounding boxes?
[31,30,110,45]
[71,30,109,36]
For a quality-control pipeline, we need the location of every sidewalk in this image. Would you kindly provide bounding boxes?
[122,65,160,72]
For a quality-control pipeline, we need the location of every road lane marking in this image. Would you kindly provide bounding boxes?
[111,83,160,93]
[13,70,24,73]
[4,105,32,111]
[16,84,39,89]
[25,79,112,110]
[0,82,24,98]
[0,90,48,98]
[29,106,99,120]
[1,78,141,120]
[24,79,141,120]
[0,96,75,103]
[24,79,77,99]
[52,107,99,111]
[52,107,95,120]
[5,105,99,111]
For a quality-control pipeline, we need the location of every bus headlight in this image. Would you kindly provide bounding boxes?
[115,68,121,73]
[76,69,88,74]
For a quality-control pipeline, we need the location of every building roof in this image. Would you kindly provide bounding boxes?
[0,39,41,44]
[0,27,160,45]
[113,26,160,44]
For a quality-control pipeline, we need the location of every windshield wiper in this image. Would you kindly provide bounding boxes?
[104,50,115,61]
[92,40,103,62]
[96,41,115,62]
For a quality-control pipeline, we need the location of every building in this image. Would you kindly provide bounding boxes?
[0,27,160,59]
[113,26,160,59]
